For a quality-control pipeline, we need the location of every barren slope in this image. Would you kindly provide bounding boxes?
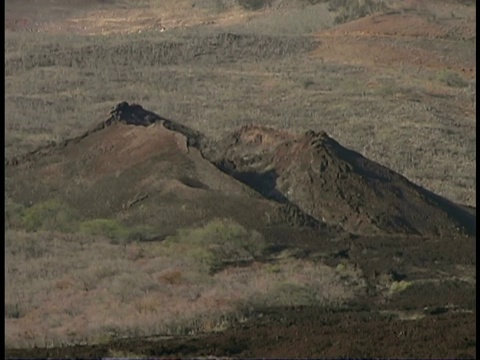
[205,125,475,237]
[5,102,327,238]
[313,0,475,77]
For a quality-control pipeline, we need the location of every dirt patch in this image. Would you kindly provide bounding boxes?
[312,3,475,78]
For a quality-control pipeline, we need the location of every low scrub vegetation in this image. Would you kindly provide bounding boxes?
[389,280,413,294]
[19,199,78,233]
[6,199,156,244]
[5,219,359,348]
[162,218,267,272]
[436,70,469,88]
[237,0,272,11]
[328,0,388,24]
[79,219,155,244]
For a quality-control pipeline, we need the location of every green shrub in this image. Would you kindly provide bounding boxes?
[302,0,328,4]
[5,303,24,319]
[237,0,271,11]
[79,219,130,243]
[328,0,388,24]
[14,197,156,241]
[389,280,412,294]
[437,70,469,88]
[79,219,155,244]
[254,282,318,306]
[5,198,26,229]
[163,218,266,272]
[125,225,158,242]
[21,199,78,232]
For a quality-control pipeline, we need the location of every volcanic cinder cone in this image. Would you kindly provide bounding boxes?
[206,125,475,237]
[5,102,329,238]
[6,103,475,239]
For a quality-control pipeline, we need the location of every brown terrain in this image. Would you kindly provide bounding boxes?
[5,102,476,358]
[6,102,328,234]
[5,0,476,358]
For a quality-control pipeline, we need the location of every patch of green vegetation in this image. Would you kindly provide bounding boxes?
[302,78,316,89]
[237,0,271,11]
[196,0,229,13]
[5,303,24,319]
[108,350,146,358]
[328,0,388,24]
[79,219,155,244]
[302,0,328,4]
[8,197,156,242]
[255,282,318,306]
[336,263,346,272]
[265,263,282,273]
[389,280,412,294]
[79,219,130,242]
[20,199,78,233]
[5,198,26,229]
[162,218,267,272]
[436,70,469,88]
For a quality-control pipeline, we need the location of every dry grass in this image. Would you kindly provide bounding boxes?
[5,220,359,348]
[6,0,263,35]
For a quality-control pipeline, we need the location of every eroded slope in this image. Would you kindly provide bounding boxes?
[206,125,475,237]
[5,103,328,238]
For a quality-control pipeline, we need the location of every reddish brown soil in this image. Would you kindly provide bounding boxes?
[312,0,476,79]
[206,124,475,237]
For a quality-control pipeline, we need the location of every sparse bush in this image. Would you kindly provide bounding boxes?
[5,198,26,229]
[196,0,230,12]
[6,224,358,348]
[237,0,271,11]
[12,199,157,240]
[5,303,24,319]
[78,219,155,244]
[163,218,267,272]
[327,0,347,11]
[78,219,131,244]
[302,0,328,4]
[328,0,388,24]
[21,199,78,233]
[110,272,160,302]
[265,263,282,273]
[437,70,469,88]
[302,78,315,89]
[389,280,412,294]
[256,282,318,306]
